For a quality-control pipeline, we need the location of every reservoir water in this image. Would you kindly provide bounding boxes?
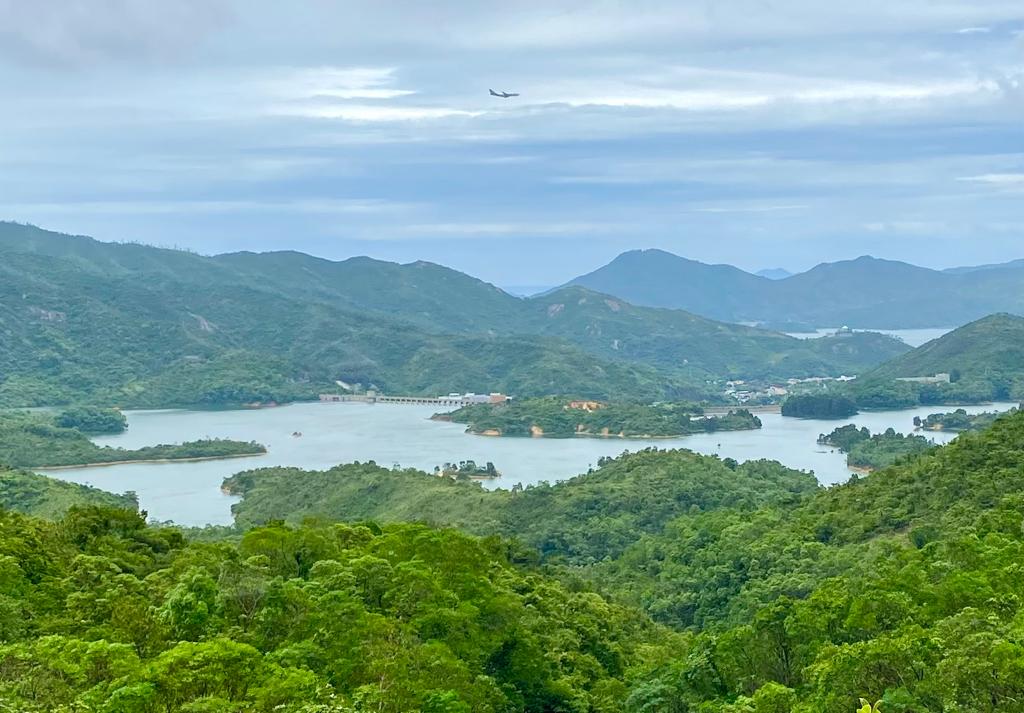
[42,401,1017,527]
[784,327,953,348]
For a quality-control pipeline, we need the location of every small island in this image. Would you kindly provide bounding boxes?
[436,397,761,438]
[54,406,129,434]
[434,460,500,481]
[914,407,1019,432]
[0,410,267,469]
[818,424,935,471]
[781,394,859,419]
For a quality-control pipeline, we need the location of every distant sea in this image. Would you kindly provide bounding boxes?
[785,327,953,348]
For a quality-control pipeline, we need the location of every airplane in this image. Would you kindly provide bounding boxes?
[489,89,519,98]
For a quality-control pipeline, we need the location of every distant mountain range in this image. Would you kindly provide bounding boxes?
[0,222,911,407]
[564,249,1024,328]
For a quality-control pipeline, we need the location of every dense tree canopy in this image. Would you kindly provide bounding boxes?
[0,506,674,712]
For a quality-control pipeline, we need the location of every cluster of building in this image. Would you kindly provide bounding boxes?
[724,374,857,403]
[895,373,951,384]
[319,390,510,407]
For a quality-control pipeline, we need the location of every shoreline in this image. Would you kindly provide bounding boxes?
[37,451,267,472]
[469,427,761,440]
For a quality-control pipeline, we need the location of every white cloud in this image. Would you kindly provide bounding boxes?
[958,172,1024,191]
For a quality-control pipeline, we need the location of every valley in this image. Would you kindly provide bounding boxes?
[37,399,1017,526]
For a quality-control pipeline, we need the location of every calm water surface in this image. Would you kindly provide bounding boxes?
[42,401,1017,526]
[785,327,953,347]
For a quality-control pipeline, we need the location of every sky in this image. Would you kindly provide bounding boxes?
[1,1,1023,288]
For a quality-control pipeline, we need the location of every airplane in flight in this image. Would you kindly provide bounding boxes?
[489,89,519,98]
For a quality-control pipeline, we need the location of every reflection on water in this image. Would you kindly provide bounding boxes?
[41,401,1017,527]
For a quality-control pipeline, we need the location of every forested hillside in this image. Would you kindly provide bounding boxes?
[0,467,137,518]
[0,506,673,712]
[218,411,1024,710]
[0,222,906,408]
[850,313,1024,406]
[223,451,818,563]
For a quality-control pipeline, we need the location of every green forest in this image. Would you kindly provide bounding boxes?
[0,411,266,468]
[441,398,761,438]
[6,412,1024,710]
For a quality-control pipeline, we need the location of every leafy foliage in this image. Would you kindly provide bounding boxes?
[596,411,1024,710]
[0,507,672,712]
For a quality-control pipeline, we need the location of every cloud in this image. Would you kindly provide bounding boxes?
[958,172,1024,191]
[0,0,230,67]
[2,0,1024,281]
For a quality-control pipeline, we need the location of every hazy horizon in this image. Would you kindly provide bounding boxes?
[2,1,1022,283]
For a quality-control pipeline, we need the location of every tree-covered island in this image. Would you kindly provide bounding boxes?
[781,393,859,419]
[819,424,936,470]
[435,397,761,438]
[0,410,266,469]
[915,407,1019,432]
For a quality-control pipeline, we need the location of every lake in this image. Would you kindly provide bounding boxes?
[42,401,1018,527]
[784,327,953,348]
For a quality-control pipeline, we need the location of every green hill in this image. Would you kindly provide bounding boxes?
[0,224,677,406]
[0,222,907,407]
[0,467,137,518]
[224,450,818,564]
[521,286,908,380]
[564,249,1024,328]
[850,313,1024,406]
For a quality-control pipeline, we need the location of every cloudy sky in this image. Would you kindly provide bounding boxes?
[2,1,1023,287]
